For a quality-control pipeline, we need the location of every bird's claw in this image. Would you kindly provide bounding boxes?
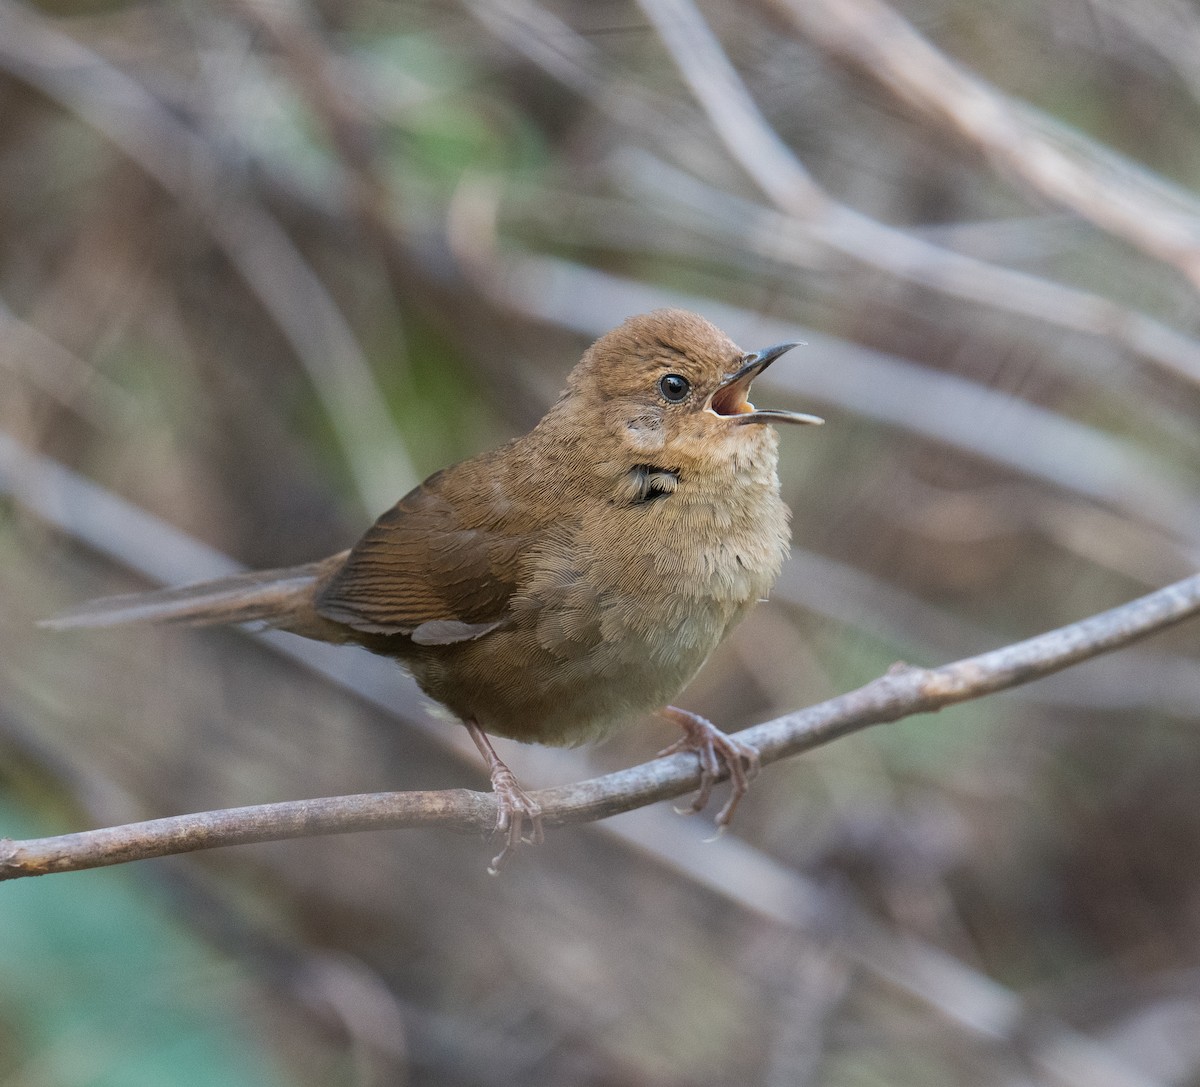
[658,706,761,826]
[466,720,544,873]
[486,765,544,875]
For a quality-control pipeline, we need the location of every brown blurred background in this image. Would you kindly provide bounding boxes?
[4,0,1200,1084]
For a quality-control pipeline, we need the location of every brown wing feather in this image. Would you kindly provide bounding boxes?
[315,469,525,643]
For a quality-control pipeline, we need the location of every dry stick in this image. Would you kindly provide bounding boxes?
[761,0,1200,289]
[469,0,1200,393]
[5,570,1200,880]
[612,151,1200,392]
[0,0,415,513]
[1085,0,1200,108]
[634,0,1200,391]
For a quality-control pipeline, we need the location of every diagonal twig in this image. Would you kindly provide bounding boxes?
[760,0,1200,291]
[0,0,415,512]
[5,565,1200,880]
[0,429,1179,1085]
[477,251,1200,551]
[472,0,1200,397]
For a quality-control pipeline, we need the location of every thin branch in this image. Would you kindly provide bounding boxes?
[474,251,1200,550]
[1084,0,1200,108]
[611,151,1200,394]
[0,0,416,512]
[772,547,1200,718]
[0,432,1178,1085]
[5,568,1200,880]
[471,0,1200,398]
[759,0,1200,292]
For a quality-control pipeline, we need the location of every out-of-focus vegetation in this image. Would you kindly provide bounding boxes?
[4,0,1200,1084]
[0,797,288,1087]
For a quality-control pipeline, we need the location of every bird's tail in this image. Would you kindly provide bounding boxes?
[40,558,339,631]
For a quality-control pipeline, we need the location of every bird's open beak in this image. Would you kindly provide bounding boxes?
[707,341,824,426]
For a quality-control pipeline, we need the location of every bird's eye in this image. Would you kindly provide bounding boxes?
[658,373,691,402]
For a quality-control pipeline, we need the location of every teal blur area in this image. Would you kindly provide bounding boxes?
[0,802,283,1087]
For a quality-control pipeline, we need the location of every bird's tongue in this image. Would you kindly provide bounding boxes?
[711,377,755,416]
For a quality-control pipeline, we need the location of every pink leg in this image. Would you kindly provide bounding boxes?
[657,706,761,826]
[467,721,544,873]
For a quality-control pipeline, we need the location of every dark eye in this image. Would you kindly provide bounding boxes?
[658,373,691,402]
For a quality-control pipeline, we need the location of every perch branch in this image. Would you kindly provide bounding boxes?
[5,569,1200,880]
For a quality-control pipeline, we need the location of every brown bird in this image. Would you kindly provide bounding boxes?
[45,310,823,869]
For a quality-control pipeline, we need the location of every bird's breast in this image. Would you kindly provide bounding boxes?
[407,442,791,747]
[501,459,787,739]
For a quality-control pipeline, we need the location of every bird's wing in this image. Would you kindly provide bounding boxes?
[314,471,526,645]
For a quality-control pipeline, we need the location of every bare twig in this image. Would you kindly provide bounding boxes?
[0,297,140,431]
[773,548,1200,718]
[759,0,1200,291]
[0,431,1176,1085]
[470,0,1200,396]
[475,251,1200,552]
[611,152,1200,393]
[5,566,1200,880]
[0,0,415,511]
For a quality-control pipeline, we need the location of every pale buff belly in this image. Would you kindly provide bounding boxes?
[409,585,756,746]
[411,480,788,744]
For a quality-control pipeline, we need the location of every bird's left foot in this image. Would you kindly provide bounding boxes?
[657,706,761,827]
[485,764,544,874]
[466,721,544,873]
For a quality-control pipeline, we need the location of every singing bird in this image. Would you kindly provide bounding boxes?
[46,310,823,868]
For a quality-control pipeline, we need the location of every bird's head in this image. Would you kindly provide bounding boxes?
[559,309,822,466]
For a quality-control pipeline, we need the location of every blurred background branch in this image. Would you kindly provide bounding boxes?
[3,0,1200,1084]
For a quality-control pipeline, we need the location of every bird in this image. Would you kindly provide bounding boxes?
[44,309,823,869]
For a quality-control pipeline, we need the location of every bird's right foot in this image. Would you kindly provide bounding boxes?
[657,705,761,827]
